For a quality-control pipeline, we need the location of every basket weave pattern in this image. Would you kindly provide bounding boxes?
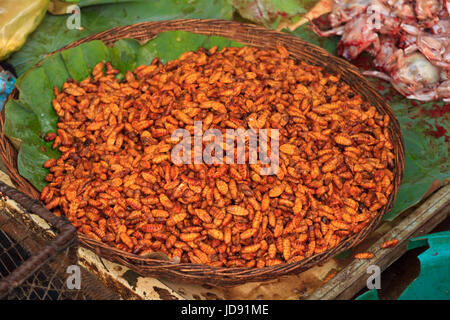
[0,20,405,285]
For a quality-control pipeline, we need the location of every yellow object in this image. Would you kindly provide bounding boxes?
[48,0,78,15]
[0,0,49,60]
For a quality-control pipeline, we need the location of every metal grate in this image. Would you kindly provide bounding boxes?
[0,182,118,300]
[0,233,82,299]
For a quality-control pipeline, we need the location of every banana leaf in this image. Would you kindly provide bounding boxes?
[3,31,244,192]
[230,0,319,29]
[377,91,449,221]
[48,0,138,15]
[285,23,339,55]
[7,0,233,75]
[56,0,136,5]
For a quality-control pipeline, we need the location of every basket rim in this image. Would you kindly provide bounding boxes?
[0,19,405,285]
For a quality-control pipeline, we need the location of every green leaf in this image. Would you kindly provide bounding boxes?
[4,100,43,147]
[8,0,234,75]
[61,46,91,82]
[3,100,60,191]
[80,40,111,71]
[5,32,243,191]
[110,39,140,76]
[40,53,70,90]
[202,35,246,50]
[287,22,340,55]
[14,68,58,135]
[78,0,137,5]
[334,249,351,260]
[143,31,208,64]
[136,45,158,67]
[381,110,449,221]
[18,143,57,192]
[230,0,319,29]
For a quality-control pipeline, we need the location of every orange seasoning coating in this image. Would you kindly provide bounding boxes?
[381,239,399,249]
[354,252,375,259]
[41,45,395,267]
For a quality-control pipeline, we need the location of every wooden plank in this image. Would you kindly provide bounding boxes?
[309,184,450,300]
[77,247,185,300]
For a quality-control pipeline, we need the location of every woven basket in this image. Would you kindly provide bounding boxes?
[0,19,405,286]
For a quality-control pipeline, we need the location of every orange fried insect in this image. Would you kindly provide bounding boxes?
[141,224,164,233]
[216,180,229,195]
[279,144,297,155]
[166,212,187,227]
[261,193,270,212]
[334,134,353,146]
[224,227,232,244]
[194,208,212,223]
[268,243,277,259]
[242,243,261,254]
[323,272,337,284]
[226,205,249,216]
[207,229,224,241]
[119,233,134,249]
[159,194,174,209]
[252,211,262,229]
[193,249,210,264]
[240,228,257,240]
[282,238,291,261]
[198,242,216,255]
[152,209,170,218]
[381,239,399,249]
[269,184,284,198]
[354,252,375,259]
[180,233,201,242]
[165,235,177,249]
[265,259,283,266]
[273,219,284,238]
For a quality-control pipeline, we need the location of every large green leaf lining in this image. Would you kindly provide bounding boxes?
[229,0,319,29]
[3,100,60,191]
[380,102,449,220]
[285,23,339,55]
[4,31,244,191]
[7,0,234,75]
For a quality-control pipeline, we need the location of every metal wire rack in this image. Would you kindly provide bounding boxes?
[0,181,118,300]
